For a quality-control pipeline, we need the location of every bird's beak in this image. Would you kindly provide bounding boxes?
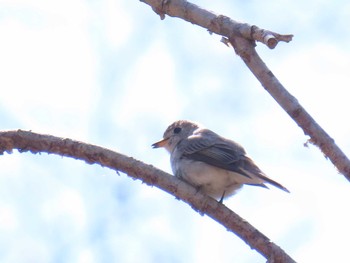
[152,138,169,148]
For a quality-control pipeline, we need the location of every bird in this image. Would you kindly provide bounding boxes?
[152,120,289,202]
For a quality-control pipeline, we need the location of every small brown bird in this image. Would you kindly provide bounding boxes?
[152,120,289,202]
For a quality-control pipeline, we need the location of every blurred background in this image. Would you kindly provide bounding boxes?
[0,0,350,262]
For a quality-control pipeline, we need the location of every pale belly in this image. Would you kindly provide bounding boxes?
[173,159,263,200]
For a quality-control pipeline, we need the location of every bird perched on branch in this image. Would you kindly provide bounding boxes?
[152,120,289,202]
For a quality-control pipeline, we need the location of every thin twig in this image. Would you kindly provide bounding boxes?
[0,130,296,263]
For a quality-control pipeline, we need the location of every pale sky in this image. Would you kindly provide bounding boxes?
[0,1,350,262]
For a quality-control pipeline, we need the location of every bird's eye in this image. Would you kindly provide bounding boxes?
[173,127,182,134]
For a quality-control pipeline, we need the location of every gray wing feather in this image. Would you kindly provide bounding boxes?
[179,129,289,192]
[179,129,253,179]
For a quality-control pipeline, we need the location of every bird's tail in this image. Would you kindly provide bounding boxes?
[256,173,290,193]
[240,155,290,193]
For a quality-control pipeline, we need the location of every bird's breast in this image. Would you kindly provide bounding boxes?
[171,157,244,199]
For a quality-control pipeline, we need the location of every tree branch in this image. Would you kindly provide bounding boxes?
[140,0,350,181]
[228,36,350,182]
[141,0,293,49]
[0,130,295,263]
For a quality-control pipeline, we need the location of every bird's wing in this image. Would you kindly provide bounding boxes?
[180,129,253,179]
[180,129,289,192]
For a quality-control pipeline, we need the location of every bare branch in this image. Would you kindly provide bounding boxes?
[140,0,350,181]
[0,130,295,263]
[228,36,350,182]
[140,0,293,49]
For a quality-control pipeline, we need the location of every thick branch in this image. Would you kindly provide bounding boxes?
[0,130,295,263]
[228,36,350,182]
[140,0,293,49]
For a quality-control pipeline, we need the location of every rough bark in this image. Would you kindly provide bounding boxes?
[0,130,295,262]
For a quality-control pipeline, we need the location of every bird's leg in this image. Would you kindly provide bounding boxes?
[219,191,226,204]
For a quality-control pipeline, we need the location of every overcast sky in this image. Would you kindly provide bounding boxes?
[1,1,350,262]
